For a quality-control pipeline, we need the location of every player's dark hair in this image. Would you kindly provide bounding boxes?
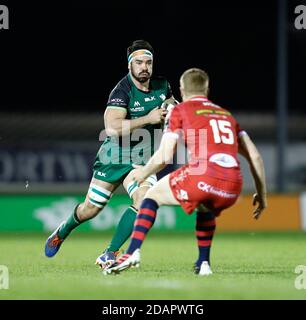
[127,40,154,58]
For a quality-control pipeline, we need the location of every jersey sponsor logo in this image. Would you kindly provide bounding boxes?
[110,98,124,103]
[131,106,144,112]
[197,181,237,198]
[134,101,141,107]
[144,96,156,102]
[159,94,166,101]
[196,109,231,116]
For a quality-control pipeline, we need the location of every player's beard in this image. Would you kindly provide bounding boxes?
[131,67,151,83]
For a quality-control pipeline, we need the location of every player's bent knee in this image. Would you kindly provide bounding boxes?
[142,188,159,203]
[79,182,112,221]
[132,186,150,209]
[144,177,179,207]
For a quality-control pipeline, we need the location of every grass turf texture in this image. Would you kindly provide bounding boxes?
[0,232,305,300]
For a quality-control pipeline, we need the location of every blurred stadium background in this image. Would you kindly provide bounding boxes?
[1,0,305,232]
[0,0,306,299]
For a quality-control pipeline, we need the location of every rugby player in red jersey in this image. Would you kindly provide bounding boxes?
[105,68,267,276]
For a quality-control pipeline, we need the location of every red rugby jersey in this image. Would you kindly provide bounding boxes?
[164,96,246,177]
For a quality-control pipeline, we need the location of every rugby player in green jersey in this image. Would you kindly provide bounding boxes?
[45,40,177,268]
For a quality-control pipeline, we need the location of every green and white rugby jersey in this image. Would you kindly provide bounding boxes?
[96,73,172,169]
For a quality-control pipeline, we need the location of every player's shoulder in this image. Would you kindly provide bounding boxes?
[107,75,131,106]
[203,99,233,114]
[176,99,194,110]
[206,100,239,123]
[150,75,169,90]
[111,75,131,94]
[177,98,235,118]
[168,100,185,118]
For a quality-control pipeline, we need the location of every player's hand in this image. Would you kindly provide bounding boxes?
[161,98,179,111]
[131,165,147,185]
[146,108,167,125]
[252,193,267,220]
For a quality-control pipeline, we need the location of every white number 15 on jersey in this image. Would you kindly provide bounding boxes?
[209,119,234,145]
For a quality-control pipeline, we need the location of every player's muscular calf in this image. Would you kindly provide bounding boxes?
[76,201,102,222]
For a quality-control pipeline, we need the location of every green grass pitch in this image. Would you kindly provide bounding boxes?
[0,231,305,299]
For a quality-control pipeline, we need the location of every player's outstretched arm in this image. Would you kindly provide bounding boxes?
[104,108,167,136]
[238,133,267,219]
[131,134,177,184]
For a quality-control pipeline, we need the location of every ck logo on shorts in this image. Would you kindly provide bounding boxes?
[294,265,306,289]
[197,181,237,199]
[0,5,9,30]
[198,182,211,192]
[0,265,9,289]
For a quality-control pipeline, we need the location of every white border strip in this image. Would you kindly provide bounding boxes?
[300,192,306,231]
